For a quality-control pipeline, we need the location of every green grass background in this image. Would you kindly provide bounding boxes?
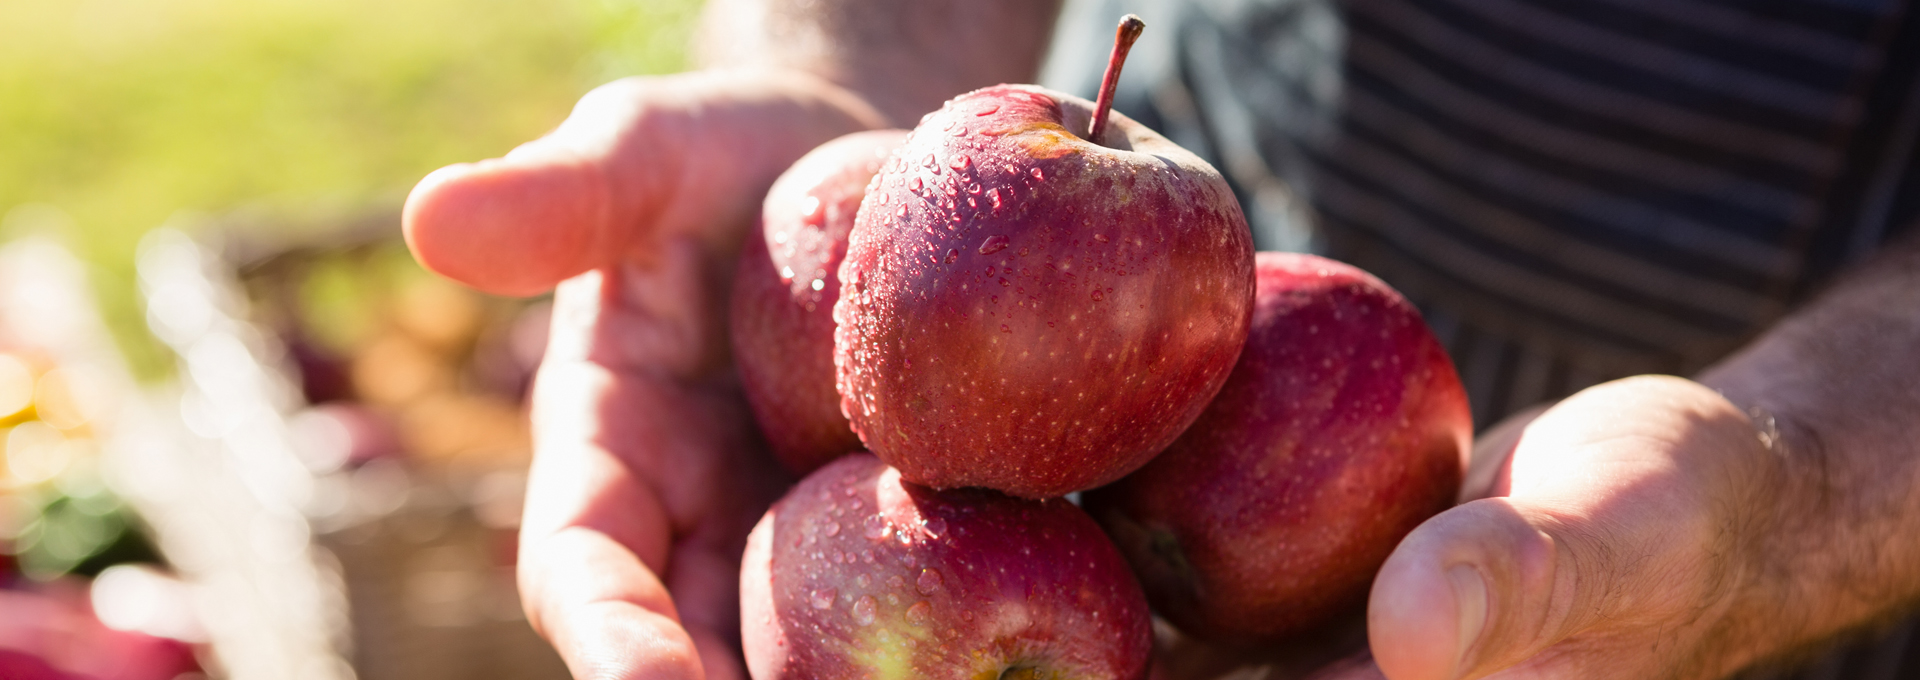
[0,0,703,377]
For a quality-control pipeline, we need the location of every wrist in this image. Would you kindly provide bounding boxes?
[693,1,1064,128]
[1695,373,1920,672]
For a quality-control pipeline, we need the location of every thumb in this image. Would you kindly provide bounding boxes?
[404,141,613,297]
[403,68,885,297]
[1365,499,1576,680]
[1365,376,1772,680]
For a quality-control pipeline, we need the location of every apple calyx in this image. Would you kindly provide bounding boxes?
[1088,14,1146,143]
[997,665,1047,680]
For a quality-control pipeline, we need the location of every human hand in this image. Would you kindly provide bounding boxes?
[402,67,882,680]
[1306,375,1805,680]
[404,68,884,297]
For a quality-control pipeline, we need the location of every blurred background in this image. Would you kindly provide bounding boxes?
[0,1,702,678]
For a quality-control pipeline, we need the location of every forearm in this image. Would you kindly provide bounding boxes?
[694,0,1064,126]
[1698,232,1920,660]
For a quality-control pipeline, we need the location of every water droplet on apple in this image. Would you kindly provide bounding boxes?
[1030,168,1045,181]
[1094,233,1109,243]
[944,248,959,264]
[916,568,943,594]
[950,126,969,137]
[975,105,998,116]
[852,596,877,625]
[923,517,946,538]
[897,204,908,218]
[1092,290,1105,301]
[1000,324,1012,333]
[811,588,837,609]
[862,517,888,541]
[857,573,873,588]
[949,155,971,170]
[979,235,1010,254]
[825,521,841,537]
[967,183,982,194]
[989,189,1004,210]
[909,176,923,193]
[906,601,932,625]
[923,154,937,168]
[1004,163,1019,175]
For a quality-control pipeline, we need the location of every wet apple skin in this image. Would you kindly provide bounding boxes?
[1087,252,1471,643]
[741,453,1153,680]
[835,85,1255,499]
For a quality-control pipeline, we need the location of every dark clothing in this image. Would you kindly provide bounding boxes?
[1051,0,1920,422]
[1045,0,1920,675]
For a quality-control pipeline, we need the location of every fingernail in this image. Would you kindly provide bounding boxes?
[1447,564,1487,677]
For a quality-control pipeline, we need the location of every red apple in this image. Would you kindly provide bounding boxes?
[741,453,1152,680]
[833,30,1252,498]
[733,130,909,475]
[1085,252,1471,643]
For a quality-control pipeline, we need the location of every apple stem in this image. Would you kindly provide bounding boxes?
[1088,14,1146,143]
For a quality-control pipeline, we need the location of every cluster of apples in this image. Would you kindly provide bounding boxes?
[730,17,1470,680]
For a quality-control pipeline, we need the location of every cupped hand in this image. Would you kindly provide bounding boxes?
[402,67,883,680]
